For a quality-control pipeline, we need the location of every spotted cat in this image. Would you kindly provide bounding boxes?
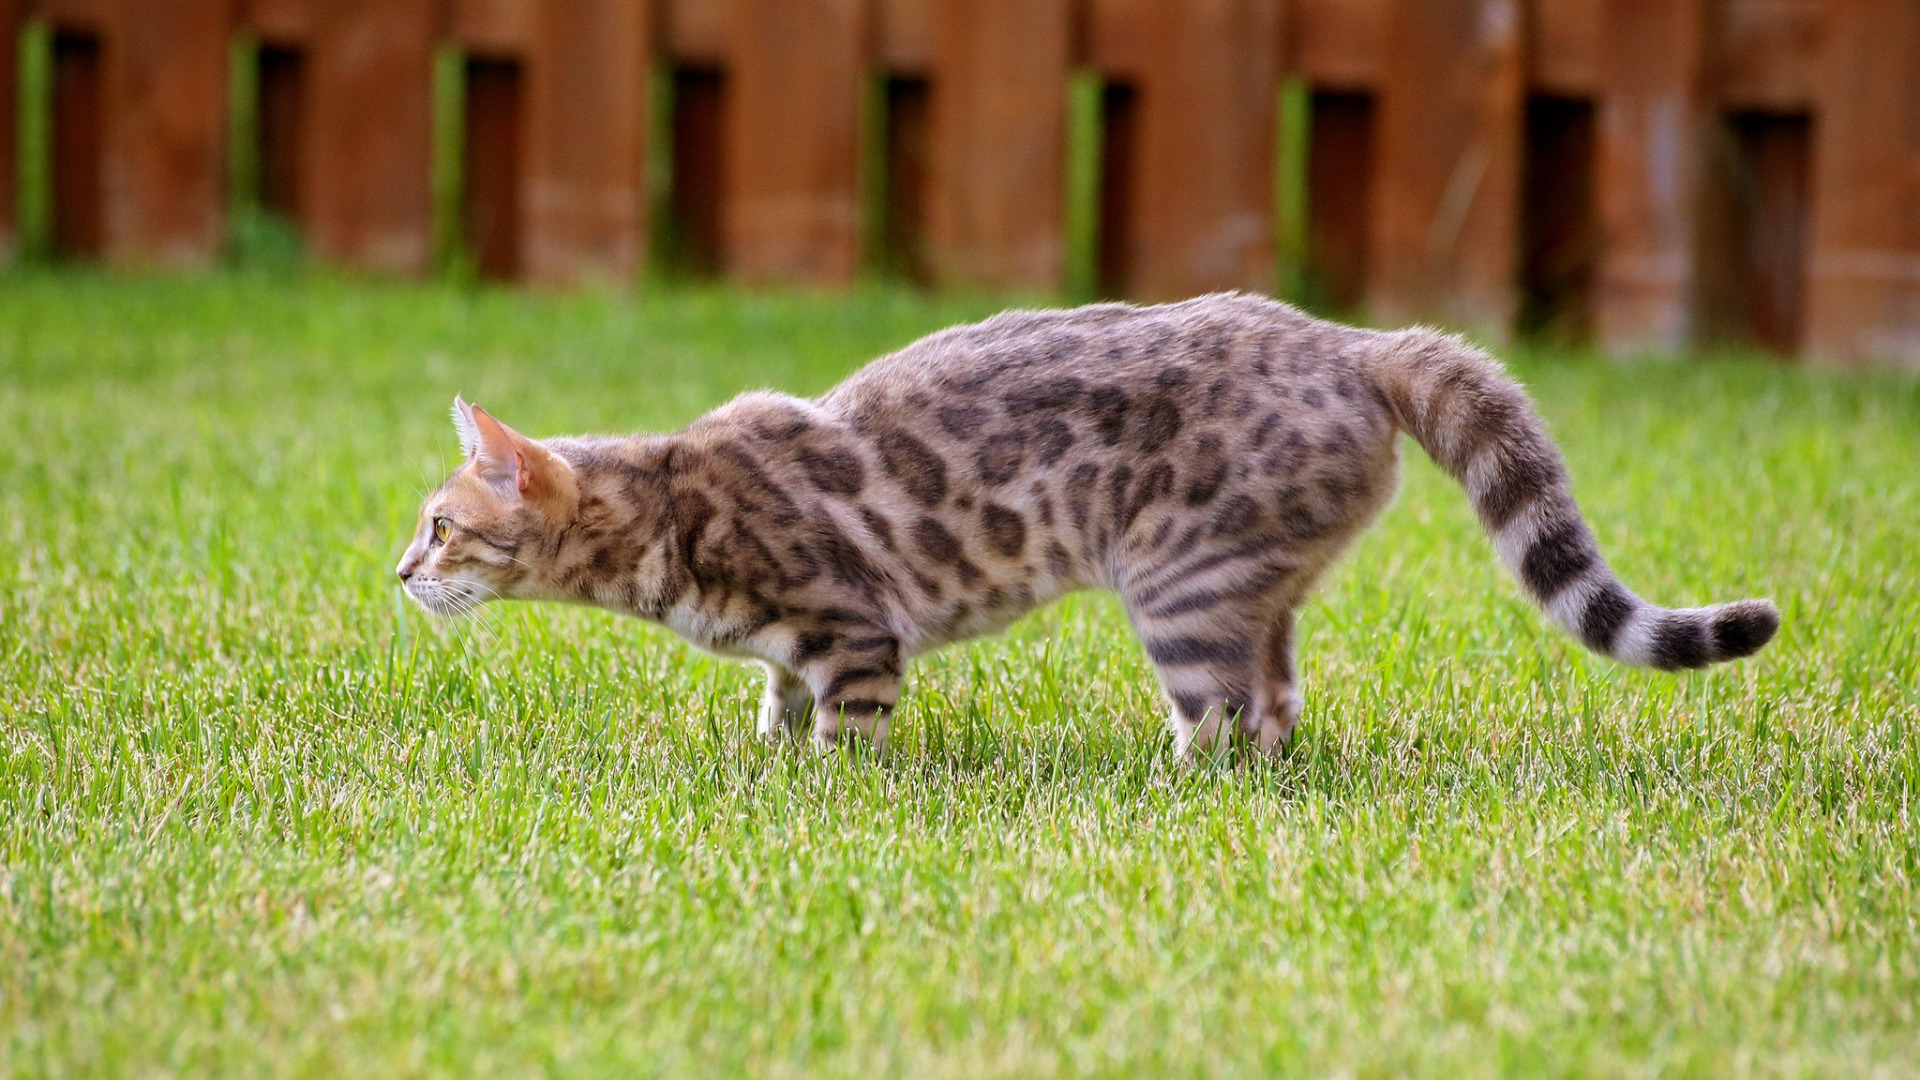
[396,294,1778,759]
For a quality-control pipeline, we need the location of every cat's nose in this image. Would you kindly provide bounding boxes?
[397,567,413,582]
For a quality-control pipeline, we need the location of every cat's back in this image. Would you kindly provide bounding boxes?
[823,293,1378,417]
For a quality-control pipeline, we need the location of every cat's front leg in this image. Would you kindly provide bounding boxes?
[758,661,814,742]
[800,635,904,754]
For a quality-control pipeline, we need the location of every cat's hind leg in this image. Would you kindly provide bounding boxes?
[1128,612,1261,764]
[758,661,814,742]
[1125,560,1304,763]
[1243,607,1303,756]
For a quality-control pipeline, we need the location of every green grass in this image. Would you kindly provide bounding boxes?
[2,272,1917,1078]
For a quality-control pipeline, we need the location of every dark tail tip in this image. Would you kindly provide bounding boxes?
[1711,599,1780,661]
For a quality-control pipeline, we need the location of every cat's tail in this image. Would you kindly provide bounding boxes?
[1363,327,1777,670]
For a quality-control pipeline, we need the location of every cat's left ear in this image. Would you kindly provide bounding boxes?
[453,398,577,515]
[452,395,483,459]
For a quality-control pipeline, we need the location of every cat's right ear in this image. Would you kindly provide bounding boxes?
[452,395,482,459]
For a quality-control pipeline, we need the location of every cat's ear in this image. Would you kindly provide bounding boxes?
[451,395,483,459]
[462,401,522,485]
[454,396,526,484]
[459,401,577,514]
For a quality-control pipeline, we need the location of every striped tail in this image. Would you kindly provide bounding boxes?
[1365,327,1778,670]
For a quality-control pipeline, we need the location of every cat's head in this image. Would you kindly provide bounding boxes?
[395,397,579,616]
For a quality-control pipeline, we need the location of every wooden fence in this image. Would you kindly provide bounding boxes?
[2,0,1917,367]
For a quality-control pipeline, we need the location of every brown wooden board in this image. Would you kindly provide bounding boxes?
[35,0,113,31]
[1804,0,1920,368]
[726,0,864,285]
[308,0,435,273]
[99,0,229,267]
[1594,0,1710,354]
[452,0,536,55]
[1530,0,1599,96]
[1088,0,1149,80]
[1132,0,1278,300]
[1717,0,1822,112]
[526,0,647,285]
[1372,0,1525,334]
[1290,0,1386,90]
[242,0,310,43]
[665,0,728,65]
[928,0,1072,289]
[877,0,933,74]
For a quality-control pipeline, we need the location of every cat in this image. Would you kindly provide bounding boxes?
[395,293,1778,760]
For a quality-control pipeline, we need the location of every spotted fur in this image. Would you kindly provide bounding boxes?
[397,294,1778,759]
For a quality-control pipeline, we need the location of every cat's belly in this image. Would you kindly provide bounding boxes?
[900,576,1083,657]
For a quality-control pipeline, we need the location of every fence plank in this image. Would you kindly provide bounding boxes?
[727,0,864,284]
[928,0,1072,289]
[1132,0,1279,299]
[1804,0,1920,369]
[308,0,435,273]
[1372,0,1525,334]
[1593,0,1710,354]
[526,0,647,285]
[1291,0,1386,91]
[102,0,228,266]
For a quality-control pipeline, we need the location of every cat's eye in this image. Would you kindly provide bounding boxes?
[432,518,451,545]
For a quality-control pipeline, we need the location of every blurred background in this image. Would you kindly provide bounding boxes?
[1,0,1916,368]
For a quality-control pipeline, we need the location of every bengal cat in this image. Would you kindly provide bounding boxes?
[395,294,1778,760]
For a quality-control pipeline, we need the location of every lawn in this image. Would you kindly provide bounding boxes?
[1,272,1917,1078]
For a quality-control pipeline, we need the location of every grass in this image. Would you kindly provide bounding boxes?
[1,271,1917,1078]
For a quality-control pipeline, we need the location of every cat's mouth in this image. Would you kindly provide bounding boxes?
[402,576,492,618]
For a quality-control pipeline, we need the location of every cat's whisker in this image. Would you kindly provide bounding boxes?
[458,599,510,653]
[436,599,493,651]
[446,604,495,642]
[445,583,510,652]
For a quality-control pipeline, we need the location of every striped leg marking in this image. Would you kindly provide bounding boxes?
[1138,628,1258,764]
[1126,561,1298,764]
[805,637,904,753]
[1245,610,1302,755]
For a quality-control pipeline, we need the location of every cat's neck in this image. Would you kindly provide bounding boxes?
[544,434,687,617]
